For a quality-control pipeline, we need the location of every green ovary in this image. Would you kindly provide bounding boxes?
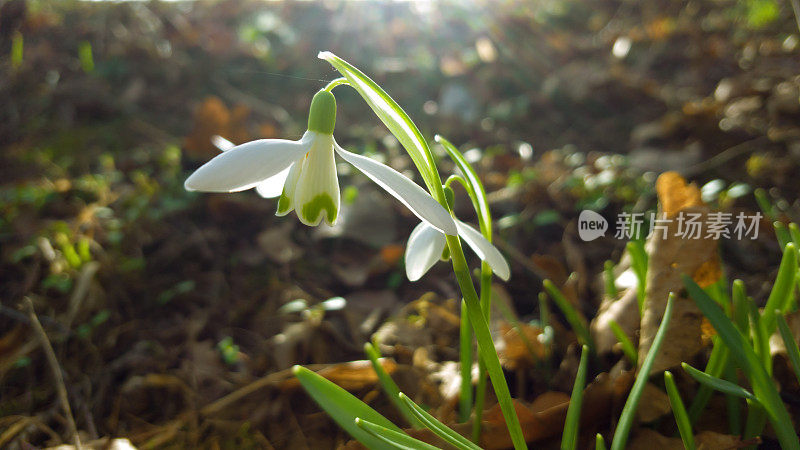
[302,193,337,224]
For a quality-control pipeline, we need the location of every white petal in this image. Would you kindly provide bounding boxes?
[185,134,311,193]
[212,135,235,151]
[405,222,446,281]
[294,133,340,226]
[276,161,303,216]
[455,219,511,281]
[256,164,292,198]
[334,142,457,236]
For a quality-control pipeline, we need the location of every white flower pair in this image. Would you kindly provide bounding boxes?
[185,89,509,281]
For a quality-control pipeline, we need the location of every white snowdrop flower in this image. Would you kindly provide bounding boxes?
[185,90,456,234]
[405,218,510,282]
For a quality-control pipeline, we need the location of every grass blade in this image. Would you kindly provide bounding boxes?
[608,319,637,365]
[687,337,729,424]
[543,279,594,351]
[760,243,797,336]
[398,393,482,450]
[596,434,607,450]
[777,313,800,385]
[683,275,799,450]
[604,260,617,299]
[293,365,403,449]
[664,371,695,450]
[610,293,675,450]
[355,418,439,450]
[775,221,791,248]
[681,363,756,401]
[562,345,589,450]
[364,342,423,428]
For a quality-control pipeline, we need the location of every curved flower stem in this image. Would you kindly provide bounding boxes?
[458,299,473,422]
[323,77,349,92]
[446,233,527,450]
[472,261,492,442]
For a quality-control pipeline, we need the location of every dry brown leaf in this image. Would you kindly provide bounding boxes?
[183,96,251,159]
[635,382,671,423]
[656,171,703,217]
[497,322,547,370]
[629,429,744,450]
[280,359,396,391]
[639,172,722,375]
[591,288,639,355]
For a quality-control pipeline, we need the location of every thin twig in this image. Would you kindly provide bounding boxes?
[22,297,82,450]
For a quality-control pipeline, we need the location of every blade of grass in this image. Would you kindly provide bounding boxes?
[681,363,756,401]
[458,299,473,423]
[626,241,648,312]
[683,275,799,450]
[664,371,695,450]
[604,260,618,299]
[608,319,637,365]
[788,223,800,247]
[364,342,423,428]
[543,279,593,351]
[687,337,729,424]
[293,365,403,449]
[775,221,791,248]
[754,188,776,221]
[610,293,675,450]
[760,243,797,337]
[355,418,440,450]
[723,359,743,436]
[562,345,589,450]
[732,280,748,334]
[777,313,800,385]
[596,434,607,450]
[398,393,482,450]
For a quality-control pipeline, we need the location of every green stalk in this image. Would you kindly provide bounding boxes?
[446,234,526,450]
[459,299,473,423]
[664,371,695,450]
[364,342,423,428]
[543,279,594,351]
[562,345,589,450]
[399,393,482,450]
[608,319,637,365]
[777,313,800,385]
[604,260,617,299]
[355,418,440,450]
[611,293,675,450]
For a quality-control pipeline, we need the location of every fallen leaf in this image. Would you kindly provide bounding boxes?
[635,382,671,423]
[280,359,397,391]
[639,172,721,375]
[497,322,547,370]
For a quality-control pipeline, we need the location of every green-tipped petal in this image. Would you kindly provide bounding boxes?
[277,161,303,216]
[294,132,340,226]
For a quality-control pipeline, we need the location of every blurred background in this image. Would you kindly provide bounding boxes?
[1,0,800,448]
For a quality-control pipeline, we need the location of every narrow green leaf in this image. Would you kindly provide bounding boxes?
[788,223,800,248]
[761,243,797,336]
[293,365,402,449]
[562,345,589,450]
[731,279,748,334]
[626,240,648,312]
[318,52,438,192]
[596,434,607,450]
[355,418,439,450]
[543,279,593,351]
[683,275,799,450]
[754,188,775,220]
[681,363,756,401]
[687,337,729,424]
[611,293,675,450]
[11,31,23,69]
[777,313,800,386]
[436,136,492,238]
[399,393,482,450]
[664,371,695,450]
[608,319,637,365]
[364,343,423,428]
[458,299,473,423]
[775,221,791,249]
[604,260,617,299]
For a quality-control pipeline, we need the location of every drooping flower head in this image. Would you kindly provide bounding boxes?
[185,90,457,235]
